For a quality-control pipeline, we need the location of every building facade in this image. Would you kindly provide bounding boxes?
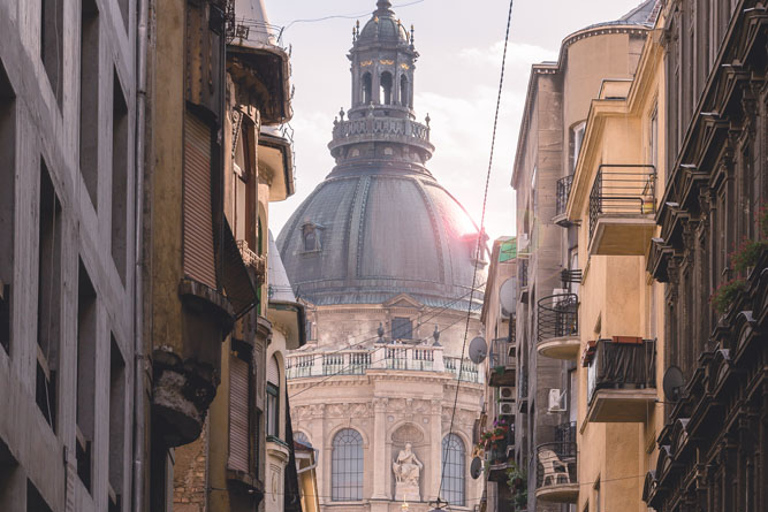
[564,3,667,511]
[511,2,656,511]
[0,0,139,510]
[643,1,768,511]
[278,2,486,512]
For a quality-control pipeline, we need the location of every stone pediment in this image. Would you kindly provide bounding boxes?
[383,293,423,310]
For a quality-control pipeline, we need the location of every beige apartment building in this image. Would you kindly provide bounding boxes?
[564,4,667,511]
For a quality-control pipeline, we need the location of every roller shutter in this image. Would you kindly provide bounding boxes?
[183,113,217,289]
[228,355,250,473]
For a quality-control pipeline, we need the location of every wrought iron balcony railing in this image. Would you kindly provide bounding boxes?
[588,164,656,240]
[556,174,574,217]
[535,442,578,497]
[537,293,578,343]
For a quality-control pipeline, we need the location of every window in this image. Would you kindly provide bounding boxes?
[229,340,253,473]
[37,161,62,430]
[41,0,64,108]
[76,259,97,492]
[108,336,126,506]
[400,75,410,107]
[332,429,363,501]
[380,72,393,105]
[295,431,312,447]
[391,317,412,340]
[112,70,128,284]
[0,60,15,355]
[27,480,53,512]
[442,434,465,506]
[79,0,99,208]
[266,355,280,438]
[571,122,586,173]
[362,73,372,104]
[302,222,322,252]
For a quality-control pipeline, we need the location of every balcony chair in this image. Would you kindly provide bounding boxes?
[539,449,571,486]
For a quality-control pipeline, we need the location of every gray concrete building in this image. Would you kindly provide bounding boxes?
[0,0,138,511]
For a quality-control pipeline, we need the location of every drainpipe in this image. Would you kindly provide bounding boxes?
[133,0,149,510]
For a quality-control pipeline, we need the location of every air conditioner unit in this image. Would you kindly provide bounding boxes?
[499,402,515,416]
[499,386,515,402]
[547,388,566,413]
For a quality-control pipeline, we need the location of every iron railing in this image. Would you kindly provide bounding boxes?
[490,336,515,369]
[587,338,656,404]
[537,293,578,343]
[519,259,529,289]
[556,175,574,217]
[487,425,516,466]
[555,422,577,446]
[589,164,656,240]
[535,442,577,490]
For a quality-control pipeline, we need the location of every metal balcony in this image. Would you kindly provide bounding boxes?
[537,293,579,360]
[519,258,529,303]
[586,337,657,422]
[535,442,578,503]
[486,425,516,482]
[588,164,656,255]
[488,335,516,387]
[554,175,574,226]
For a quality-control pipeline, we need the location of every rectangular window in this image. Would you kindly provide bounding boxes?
[76,259,97,492]
[41,0,63,108]
[392,317,412,340]
[571,122,586,173]
[229,341,253,473]
[0,60,15,355]
[37,162,62,430]
[108,336,126,508]
[112,71,128,284]
[80,0,99,208]
[266,383,279,438]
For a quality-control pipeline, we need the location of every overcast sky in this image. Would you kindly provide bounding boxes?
[267,0,646,242]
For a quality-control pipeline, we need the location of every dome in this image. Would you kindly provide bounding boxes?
[356,1,410,46]
[276,168,485,311]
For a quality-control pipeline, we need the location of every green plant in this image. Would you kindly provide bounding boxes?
[730,237,768,273]
[506,463,528,511]
[710,279,746,315]
[758,203,768,238]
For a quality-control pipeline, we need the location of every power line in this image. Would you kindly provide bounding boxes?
[439,0,515,502]
[283,1,426,33]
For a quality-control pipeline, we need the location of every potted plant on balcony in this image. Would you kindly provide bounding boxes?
[710,279,746,315]
[506,462,528,511]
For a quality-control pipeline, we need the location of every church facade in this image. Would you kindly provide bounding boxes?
[277,2,486,512]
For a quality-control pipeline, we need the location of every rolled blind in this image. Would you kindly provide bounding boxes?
[228,355,249,472]
[267,355,279,385]
[183,112,217,289]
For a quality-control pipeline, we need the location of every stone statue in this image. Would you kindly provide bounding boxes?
[393,443,422,501]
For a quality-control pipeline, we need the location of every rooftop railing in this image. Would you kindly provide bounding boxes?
[589,164,656,240]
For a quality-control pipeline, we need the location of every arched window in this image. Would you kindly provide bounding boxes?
[332,429,363,501]
[442,434,465,506]
[380,72,393,105]
[400,75,410,107]
[295,431,312,447]
[362,73,372,104]
[266,355,280,438]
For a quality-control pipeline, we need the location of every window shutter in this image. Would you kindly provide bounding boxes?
[183,113,217,289]
[228,355,250,473]
[267,355,279,385]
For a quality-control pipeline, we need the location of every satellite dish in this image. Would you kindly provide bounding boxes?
[499,278,518,317]
[468,337,487,364]
[662,366,685,402]
[470,457,483,479]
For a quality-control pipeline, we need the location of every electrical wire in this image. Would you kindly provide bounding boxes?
[438,0,515,503]
[282,1,426,33]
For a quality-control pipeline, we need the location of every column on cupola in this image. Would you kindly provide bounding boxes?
[371,397,390,500]
[429,398,443,501]
[372,63,381,105]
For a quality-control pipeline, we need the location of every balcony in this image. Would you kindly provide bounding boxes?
[554,175,574,227]
[537,293,579,360]
[486,424,516,482]
[534,442,578,503]
[588,165,656,255]
[488,335,516,387]
[286,347,483,384]
[585,338,656,422]
[519,258,529,303]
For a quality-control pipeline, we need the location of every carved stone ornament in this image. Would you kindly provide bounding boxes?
[393,442,422,501]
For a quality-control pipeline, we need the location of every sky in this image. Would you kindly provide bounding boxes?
[266,0,646,242]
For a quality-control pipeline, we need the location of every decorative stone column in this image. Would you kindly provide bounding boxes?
[430,399,443,501]
[371,397,390,500]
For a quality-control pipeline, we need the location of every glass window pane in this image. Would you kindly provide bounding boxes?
[332,429,363,501]
[442,434,465,506]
